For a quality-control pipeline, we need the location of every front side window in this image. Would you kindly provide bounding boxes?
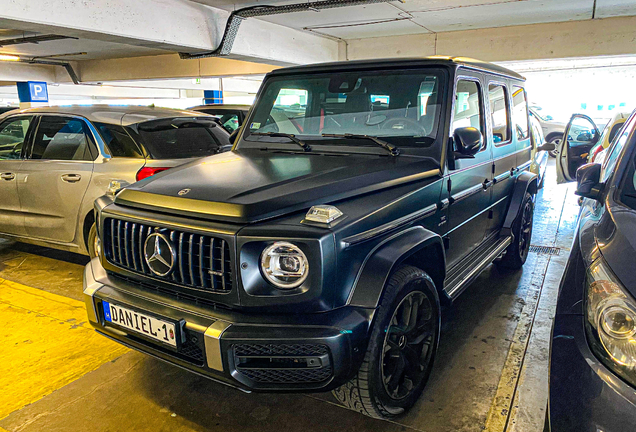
[512,86,529,140]
[243,69,444,149]
[488,84,510,144]
[0,116,32,161]
[452,80,484,147]
[31,116,94,161]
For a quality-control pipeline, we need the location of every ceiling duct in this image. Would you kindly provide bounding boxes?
[0,34,77,47]
[179,0,397,59]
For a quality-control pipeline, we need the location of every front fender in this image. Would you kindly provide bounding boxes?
[347,226,446,309]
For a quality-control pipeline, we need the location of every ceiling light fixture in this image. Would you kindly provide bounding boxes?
[0,54,20,62]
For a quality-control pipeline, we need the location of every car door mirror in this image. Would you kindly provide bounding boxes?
[453,127,483,159]
[537,142,556,152]
[575,163,603,201]
[545,115,553,121]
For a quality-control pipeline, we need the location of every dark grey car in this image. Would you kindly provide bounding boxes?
[549,110,636,430]
[0,105,231,257]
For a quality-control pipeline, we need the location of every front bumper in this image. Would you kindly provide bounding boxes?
[549,313,636,432]
[84,258,373,392]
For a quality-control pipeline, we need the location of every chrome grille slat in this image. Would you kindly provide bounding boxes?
[103,218,232,293]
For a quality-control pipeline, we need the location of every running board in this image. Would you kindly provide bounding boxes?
[444,235,513,299]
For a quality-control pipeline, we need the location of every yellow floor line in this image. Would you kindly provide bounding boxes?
[0,279,128,420]
[483,255,550,432]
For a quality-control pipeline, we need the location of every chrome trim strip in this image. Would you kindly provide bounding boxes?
[494,171,511,183]
[450,183,484,204]
[204,320,232,371]
[517,161,532,171]
[446,236,512,298]
[343,203,437,248]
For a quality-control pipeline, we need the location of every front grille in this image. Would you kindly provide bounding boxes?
[234,343,329,357]
[103,218,233,293]
[238,367,333,384]
[233,343,333,384]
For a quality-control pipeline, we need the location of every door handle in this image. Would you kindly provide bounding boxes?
[482,178,494,190]
[0,172,15,181]
[61,174,81,183]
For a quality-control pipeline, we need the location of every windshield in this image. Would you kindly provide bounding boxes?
[242,69,444,150]
[127,117,229,159]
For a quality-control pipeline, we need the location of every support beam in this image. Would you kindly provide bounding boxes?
[346,15,636,62]
[0,0,339,65]
[76,54,278,83]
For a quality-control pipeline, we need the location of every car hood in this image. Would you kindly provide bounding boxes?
[596,203,636,296]
[115,149,441,223]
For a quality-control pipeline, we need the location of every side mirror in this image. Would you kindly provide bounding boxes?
[537,142,556,152]
[576,163,603,201]
[453,127,483,159]
[546,115,553,121]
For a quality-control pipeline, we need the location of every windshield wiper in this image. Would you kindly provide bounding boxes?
[251,132,311,152]
[321,133,400,156]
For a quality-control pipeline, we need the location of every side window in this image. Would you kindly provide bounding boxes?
[488,84,510,144]
[602,115,636,182]
[0,116,32,161]
[512,86,529,140]
[452,80,483,137]
[94,122,143,158]
[31,116,94,161]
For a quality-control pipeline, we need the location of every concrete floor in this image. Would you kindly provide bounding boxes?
[0,161,579,432]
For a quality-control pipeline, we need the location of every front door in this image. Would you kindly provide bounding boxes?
[18,115,95,243]
[0,116,34,236]
[557,114,599,183]
[445,77,492,268]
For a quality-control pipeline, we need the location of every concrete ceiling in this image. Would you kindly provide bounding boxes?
[191,0,636,39]
[0,29,168,60]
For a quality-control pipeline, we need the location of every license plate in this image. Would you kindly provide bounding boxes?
[102,301,178,347]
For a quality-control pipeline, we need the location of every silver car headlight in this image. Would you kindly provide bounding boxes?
[260,242,309,289]
[586,258,636,384]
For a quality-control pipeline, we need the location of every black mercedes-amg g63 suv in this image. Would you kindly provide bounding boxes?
[85,57,547,418]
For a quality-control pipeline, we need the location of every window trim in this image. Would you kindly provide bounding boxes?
[487,81,512,147]
[451,75,487,152]
[27,114,99,162]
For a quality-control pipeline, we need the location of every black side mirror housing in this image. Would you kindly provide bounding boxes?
[576,163,603,201]
[537,142,556,152]
[453,127,483,159]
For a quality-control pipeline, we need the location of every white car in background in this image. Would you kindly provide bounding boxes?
[529,106,566,157]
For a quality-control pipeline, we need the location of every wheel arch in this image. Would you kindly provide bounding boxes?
[546,131,563,142]
[501,171,537,238]
[347,226,449,310]
[82,209,95,252]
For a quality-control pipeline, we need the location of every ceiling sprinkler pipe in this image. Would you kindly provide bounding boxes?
[179,0,395,59]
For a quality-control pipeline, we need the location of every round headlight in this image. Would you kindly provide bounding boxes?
[260,242,309,289]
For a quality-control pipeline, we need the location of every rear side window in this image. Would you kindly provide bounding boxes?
[512,86,529,140]
[130,117,230,159]
[0,116,32,160]
[488,84,510,144]
[452,80,483,135]
[31,116,94,161]
[94,122,143,158]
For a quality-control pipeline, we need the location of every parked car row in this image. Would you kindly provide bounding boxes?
[0,106,231,256]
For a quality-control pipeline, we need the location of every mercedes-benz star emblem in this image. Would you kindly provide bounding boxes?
[178,188,191,196]
[144,233,176,277]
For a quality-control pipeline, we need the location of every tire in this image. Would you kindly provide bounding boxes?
[547,136,562,158]
[87,223,99,258]
[496,192,534,269]
[332,265,440,419]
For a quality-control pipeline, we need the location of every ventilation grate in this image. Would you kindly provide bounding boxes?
[529,245,561,256]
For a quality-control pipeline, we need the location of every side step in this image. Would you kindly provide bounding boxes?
[444,235,512,299]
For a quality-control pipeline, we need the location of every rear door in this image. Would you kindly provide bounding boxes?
[445,75,492,268]
[18,115,95,242]
[557,114,599,183]
[0,115,34,235]
[488,81,517,237]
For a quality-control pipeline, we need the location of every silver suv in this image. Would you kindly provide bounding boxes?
[0,105,231,257]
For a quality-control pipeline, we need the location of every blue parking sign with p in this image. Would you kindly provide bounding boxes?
[16,81,48,103]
